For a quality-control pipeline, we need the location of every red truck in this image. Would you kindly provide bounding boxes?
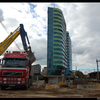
[0,23,36,90]
[0,51,34,90]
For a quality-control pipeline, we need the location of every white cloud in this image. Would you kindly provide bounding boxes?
[55,3,100,71]
[0,9,4,21]
[0,3,49,67]
[0,3,100,73]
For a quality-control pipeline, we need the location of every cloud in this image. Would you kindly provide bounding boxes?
[54,3,100,73]
[0,9,4,21]
[30,37,47,65]
[0,3,100,74]
[4,18,19,28]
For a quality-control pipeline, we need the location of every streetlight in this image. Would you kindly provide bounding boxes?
[96,59,100,82]
[76,66,77,71]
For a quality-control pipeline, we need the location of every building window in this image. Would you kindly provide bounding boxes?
[54,17,62,21]
[54,36,62,39]
[54,61,63,64]
[54,13,62,17]
[53,10,62,14]
[53,20,62,24]
[53,44,62,47]
[54,24,62,28]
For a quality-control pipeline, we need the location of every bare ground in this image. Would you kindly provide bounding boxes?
[0,82,100,98]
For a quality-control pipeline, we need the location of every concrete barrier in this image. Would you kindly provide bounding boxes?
[36,80,45,88]
[77,85,96,89]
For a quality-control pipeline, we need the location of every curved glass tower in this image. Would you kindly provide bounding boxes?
[47,7,71,75]
[66,31,72,74]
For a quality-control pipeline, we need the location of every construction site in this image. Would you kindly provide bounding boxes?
[0,63,100,98]
[0,79,100,98]
[0,6,100,98]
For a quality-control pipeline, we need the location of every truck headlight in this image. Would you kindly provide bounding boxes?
[4,82,6,84]
[18,82,20,84]
[22,78,25,83]
[0,78,2,83]
[18,78,21,81]
[4,78,7,80]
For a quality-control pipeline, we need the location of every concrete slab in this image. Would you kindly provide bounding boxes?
[48,77,62,84]
[36,80,45,88]
[77,85,96,89]
[43,75,62,78]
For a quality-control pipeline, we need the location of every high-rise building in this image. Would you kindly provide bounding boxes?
[66,31,72,74]
[47,7,72,75]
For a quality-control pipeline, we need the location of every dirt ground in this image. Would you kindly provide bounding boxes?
[0,82,100,98]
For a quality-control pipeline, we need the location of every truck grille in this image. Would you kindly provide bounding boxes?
[3,72,23,76]
[3,78,21,84]
[4,82,19,84]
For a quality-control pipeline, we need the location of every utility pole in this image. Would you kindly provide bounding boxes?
[96,59,100,82]
[76,66,77,71]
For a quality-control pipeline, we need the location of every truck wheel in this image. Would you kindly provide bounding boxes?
[1,87,6,90]
[30,81,32,86]
[30,77,33,86]
[28,79,30,88]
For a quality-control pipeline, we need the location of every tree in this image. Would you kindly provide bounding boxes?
[75,70,84,79]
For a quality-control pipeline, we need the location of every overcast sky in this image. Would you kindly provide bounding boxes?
[0,2,100,74]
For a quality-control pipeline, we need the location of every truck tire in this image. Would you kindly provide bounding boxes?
[30,77,33,86]
[1,87,6,90]
[28,79,30,88]
[30,81,32,86]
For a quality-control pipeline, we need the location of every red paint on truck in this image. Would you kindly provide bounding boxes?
[0,51,34,90]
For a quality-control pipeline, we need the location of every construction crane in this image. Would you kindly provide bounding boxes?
[0,21,21,51]
[0,23,36,64]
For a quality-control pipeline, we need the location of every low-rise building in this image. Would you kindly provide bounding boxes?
[33,64,41,75]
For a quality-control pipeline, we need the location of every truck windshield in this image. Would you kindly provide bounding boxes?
[2,58,27,67]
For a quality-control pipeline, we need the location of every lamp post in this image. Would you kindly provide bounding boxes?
[96,59,100,82]
[76,66,77,71]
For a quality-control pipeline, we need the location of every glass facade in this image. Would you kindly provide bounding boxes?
[66,31,72,74]
[47,7,72,75]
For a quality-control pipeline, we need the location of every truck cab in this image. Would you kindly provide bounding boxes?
[0,51,34,90]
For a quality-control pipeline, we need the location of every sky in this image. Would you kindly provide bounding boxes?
[0,2,100,74]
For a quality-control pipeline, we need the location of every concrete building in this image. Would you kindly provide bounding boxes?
[47,7,72,76]
[88,71,100,80]
[33,64,41,75]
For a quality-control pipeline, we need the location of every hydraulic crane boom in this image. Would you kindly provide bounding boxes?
[0,24,36,64]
